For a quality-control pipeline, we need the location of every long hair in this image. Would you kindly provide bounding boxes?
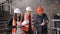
[14,13,22,21]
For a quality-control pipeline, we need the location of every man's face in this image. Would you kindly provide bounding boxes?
[37,11,43,15]
[27,11,32,14]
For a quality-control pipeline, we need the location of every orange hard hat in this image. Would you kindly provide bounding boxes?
[37,6,44,14]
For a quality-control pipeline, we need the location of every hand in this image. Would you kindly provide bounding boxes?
[41,22,45,26]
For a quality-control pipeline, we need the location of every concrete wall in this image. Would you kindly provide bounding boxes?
[0,0,60,34]
[11,0,60,34]
[0,0,6,3]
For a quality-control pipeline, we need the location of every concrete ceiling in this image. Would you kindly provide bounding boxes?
[0,0,6,4]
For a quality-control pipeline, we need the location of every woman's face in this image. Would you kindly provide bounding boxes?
[14,13,21,18]
[14,13,21,20]
[17,13,21,17]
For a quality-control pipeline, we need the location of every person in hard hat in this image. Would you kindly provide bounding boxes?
[34,6,49,34]
[21,6,34,34]
[7,8,23,34]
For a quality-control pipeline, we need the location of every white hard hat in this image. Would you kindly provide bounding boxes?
[14,8,21,13]
[57,13,60,16]
[26,6,32,11]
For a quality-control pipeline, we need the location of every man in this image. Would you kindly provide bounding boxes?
[34,6,49,34]
[22,6,34,34]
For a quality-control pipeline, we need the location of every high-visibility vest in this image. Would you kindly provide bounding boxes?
[12,17,22,34]
[12,18,17,34]
[12,17,22,27]
[22,13,34,32]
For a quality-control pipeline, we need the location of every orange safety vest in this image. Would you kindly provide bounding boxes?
[21,13,34,32]
[12,17,22,33]
[12,17,22,26]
